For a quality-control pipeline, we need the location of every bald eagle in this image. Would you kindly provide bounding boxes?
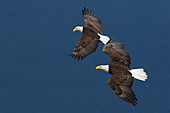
[70,7,110,60]
[96,41,148,106]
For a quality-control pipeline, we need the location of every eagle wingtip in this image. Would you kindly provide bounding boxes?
[69,52,85,61]
[82,7,94,16]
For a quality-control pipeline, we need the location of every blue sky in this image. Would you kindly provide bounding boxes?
[0,0,169,113]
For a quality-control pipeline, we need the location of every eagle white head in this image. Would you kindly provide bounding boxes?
[96,65,109,73]
[73,26,83,32]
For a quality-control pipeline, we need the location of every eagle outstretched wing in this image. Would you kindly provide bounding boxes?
[70,7,103,60]
[103,41,137,105]
[103,42,131,67]
[70,27,100,60]
[107,65,138,106]
[82,7,103,34]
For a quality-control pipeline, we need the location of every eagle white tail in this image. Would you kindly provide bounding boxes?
[98,33,110,44]
[129,68,148,81]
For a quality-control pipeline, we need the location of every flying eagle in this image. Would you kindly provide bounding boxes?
[96,41,147,106]
[70,7,110,60]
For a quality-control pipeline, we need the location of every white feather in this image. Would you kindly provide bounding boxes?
[98,65,109,72]
[129,68,148,81]
[74,26,83,32]
[98,33,110,44]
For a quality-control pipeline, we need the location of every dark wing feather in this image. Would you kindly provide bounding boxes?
[107,66,137,106]
[82,7,103,34]
[70,27,100,60]
[103,41,137,105]
[103,42,131,67]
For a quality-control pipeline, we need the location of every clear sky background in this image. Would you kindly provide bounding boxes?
[0,0,170,113]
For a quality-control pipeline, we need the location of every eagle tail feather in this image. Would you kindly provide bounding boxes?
[98,33,111,44]
[129,68,148,81]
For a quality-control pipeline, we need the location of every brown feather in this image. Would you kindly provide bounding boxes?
[103,41,137,106]
[82,7,103,34]
[107,72,137,106]
[70,7,103,60]
[103,42,131,67]
[70,27,100,61]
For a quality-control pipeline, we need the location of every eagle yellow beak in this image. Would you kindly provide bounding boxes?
[73,28,77,32]
[96,66,101,70]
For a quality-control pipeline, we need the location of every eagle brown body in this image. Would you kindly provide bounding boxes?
[102,42,138,106]
[70,27,100,60]
[70,7,103,60]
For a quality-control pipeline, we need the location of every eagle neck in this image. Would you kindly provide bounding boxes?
[108,65,112,74]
